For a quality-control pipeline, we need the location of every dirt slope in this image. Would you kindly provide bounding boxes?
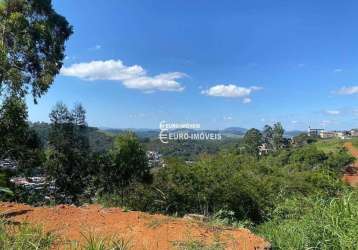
[343,142,358,186]
[0,202,270,250]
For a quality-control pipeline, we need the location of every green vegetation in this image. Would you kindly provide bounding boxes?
[314,138,345,153]
[46,102,92,204]
[0,0,72,102]
[31,122,114,153]
[351,137,358,149]
[143,137,240,161]
[0,96,44,175]
[78,233,132,250]
[123,143,351,223]
[0,219,54,250]
[0,219,136,250]
[257,191,358,249]
[243,128,262,156]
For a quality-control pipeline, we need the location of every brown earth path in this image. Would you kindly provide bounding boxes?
[343,141,358,186]
[0,202,270,250]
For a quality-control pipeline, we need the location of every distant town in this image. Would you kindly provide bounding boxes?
[307,127,358,139]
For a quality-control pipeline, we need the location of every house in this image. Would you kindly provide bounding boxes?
[319,131,335,139]
[335,131,350,139]
[317,130,352,139]
[258,143,272,155]
[308,127,324,137]
[351,129,358,137]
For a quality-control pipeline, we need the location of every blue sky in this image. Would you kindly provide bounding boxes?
[27,0,358,130]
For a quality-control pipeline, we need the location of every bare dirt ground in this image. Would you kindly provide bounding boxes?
[343,142,358,187]
[0,202,270,250]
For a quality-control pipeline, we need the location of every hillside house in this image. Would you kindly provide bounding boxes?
[319,131,335,139]
[335,131,350,139]
[308,128,324,137]
[351,129,358,137]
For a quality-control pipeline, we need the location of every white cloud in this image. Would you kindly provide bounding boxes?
[201,84,262,103]
[61,59,186,92]
[223,116,233,121]
[325,110,341,115]
[291,120,298,124]
[334,68,343,73]
[336,86,358,95]
[243,97,251,104]
[122,72,185,92]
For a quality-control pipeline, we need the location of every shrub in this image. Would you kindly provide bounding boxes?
[124,145,347,224]
[79,232,132,250]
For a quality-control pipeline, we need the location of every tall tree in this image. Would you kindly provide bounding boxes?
[71,103,89,151]
[243,128,263,157]
[262,125,274,150]
[0,0,72,102]
[0,95,43,174]
[46,102,90,204]
[72,103,87,127]
[273,122,285,150]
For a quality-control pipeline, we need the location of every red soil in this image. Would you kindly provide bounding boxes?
[342,142,358,186]
[0,202,270,250]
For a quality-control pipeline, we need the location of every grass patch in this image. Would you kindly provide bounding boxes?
[351,138,358,149]
[68,232,132,250]
[0,219,55,250]
[206,209,254,230]
[314,138,345,153]
[0,218,134,250]
[257,191,358,249]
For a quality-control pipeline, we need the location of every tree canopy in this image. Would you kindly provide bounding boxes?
[0,0,72,102]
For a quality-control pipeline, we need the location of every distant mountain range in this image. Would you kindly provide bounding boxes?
[100,127,304,138]
[284,130,305,137]
[31,122,304,139]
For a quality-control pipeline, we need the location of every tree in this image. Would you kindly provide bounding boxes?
[292,133,317,147]
[72,103,87,127]
[0,0,72,102]
[71,103,89,151]
[46,102,90,204]
[0,95,28,156]
[102,132,151,204]
[272,122,285,150]
[0,95,44,174]
[243,128,263,156]
[262,125,274,150]
[262,123,287,152]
